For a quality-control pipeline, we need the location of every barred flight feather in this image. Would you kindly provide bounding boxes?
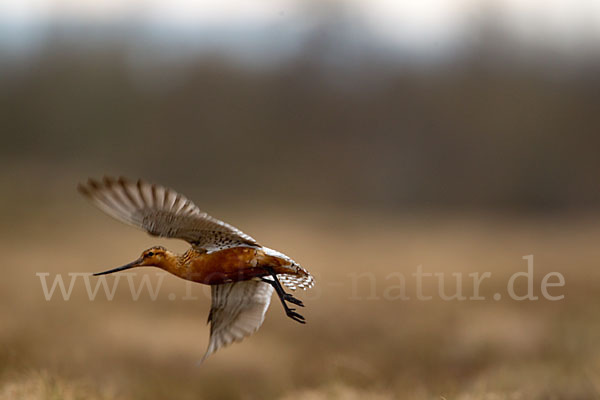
[78,177,258,252]
[201,279,273,362]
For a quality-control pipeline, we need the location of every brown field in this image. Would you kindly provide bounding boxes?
[2,6,599,398]
[2,194,600,399]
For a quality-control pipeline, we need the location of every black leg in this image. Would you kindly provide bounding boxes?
[261,270,305,324]
[261,268,304,306]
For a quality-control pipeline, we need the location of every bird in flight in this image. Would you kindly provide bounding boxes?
[78,177,314,361]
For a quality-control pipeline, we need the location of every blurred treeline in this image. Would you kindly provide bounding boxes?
[1,22,600,213]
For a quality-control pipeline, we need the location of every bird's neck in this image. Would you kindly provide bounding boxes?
[177,248,205,267]
[157,248,204,279]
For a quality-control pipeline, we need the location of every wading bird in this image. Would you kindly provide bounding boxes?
[78,177,314,361]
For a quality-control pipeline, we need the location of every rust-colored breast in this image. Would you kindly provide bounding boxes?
[181,247,291,285]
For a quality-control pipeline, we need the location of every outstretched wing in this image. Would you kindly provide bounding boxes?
[201,279,273,362]
[78,177,258,252]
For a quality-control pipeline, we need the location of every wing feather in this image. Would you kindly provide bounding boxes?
[78,176,258,252]
[201,280,273,362]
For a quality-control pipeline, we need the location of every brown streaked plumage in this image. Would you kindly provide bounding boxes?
[78,176,314,361]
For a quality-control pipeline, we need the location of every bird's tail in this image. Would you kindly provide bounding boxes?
[278,264,315,291]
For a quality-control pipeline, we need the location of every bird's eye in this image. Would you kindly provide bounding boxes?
[146,252,154,257]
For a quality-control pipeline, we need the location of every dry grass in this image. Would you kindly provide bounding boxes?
[2,204,600,399]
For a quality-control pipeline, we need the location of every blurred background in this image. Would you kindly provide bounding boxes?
[2,0,600,399]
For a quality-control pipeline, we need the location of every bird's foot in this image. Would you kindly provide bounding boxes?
[286,308,306,324]
[283,293,304,307]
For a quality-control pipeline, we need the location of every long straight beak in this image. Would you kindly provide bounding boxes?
[93,258,142,276]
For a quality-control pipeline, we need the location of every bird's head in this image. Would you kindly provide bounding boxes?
[93,246,173,276]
